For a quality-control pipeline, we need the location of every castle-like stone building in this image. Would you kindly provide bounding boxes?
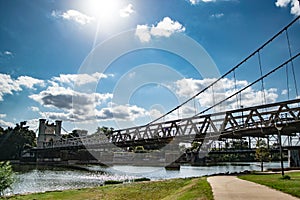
[37,119,62,148]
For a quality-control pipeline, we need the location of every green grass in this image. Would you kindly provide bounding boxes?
[239,172,300,198]
[4,177,213,200]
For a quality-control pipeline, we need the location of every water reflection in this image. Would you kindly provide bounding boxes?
[7,162,288,195]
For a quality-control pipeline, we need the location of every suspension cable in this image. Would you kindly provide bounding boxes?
[147,15,300,126]
[258,51,266,105]
[286,63,290,99]
[233,69,239,108]
[194,97,197,115]
[195,52,300,116]
[212,85,216,111]
[285,29,299,97]
[61,127,69,134]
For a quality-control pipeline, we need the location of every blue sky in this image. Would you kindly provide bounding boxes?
[0,0,300,133]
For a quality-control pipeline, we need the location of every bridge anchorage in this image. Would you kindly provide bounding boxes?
[25,16,300,168]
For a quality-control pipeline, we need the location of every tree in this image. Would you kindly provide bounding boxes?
[191,142,201,152]
[0,122,36,160]
[96,126,114,138]
[255,139,270,172]
[0,161,14,196]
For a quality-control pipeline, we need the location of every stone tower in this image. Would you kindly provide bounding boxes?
[37,119,63,148]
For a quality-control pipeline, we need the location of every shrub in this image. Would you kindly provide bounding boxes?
[104,180,123,185]
[134,177,151,182]
[280,175,291,180]
[0,161,14,196]
[134,146,147,153]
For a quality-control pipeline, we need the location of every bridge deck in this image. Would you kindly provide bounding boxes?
[38,99,300,150]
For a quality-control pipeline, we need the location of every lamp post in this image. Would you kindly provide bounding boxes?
[275,121,284,176]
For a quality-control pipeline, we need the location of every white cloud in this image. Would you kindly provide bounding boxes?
[23,119,40,131]
[120,4,134,17]
[28,72,151,123]
[0,50,13,57]
[211,13,224,18]
[172,78,278,111]
[52,72,110,86]
[135,25,152,43]
[30,106,40,112]
[29,84,113,122]
[188,0,239,5]
[29,85,112,110]
[276,0,292,7]
[0,73,45,101]
[3,51,13,56]
[149,109,163,120]
[0,114,14,128]
[52,10,94,25]
[150,17,186,37]
[275,0,300,16]
[0,119,14,128]
[29,72,150,123]
[96,104,148,121]
[0,113,14,128]
[281,89,288,95]
[16,76,45,89]
[189,0,216,5]
[40,111,71,122]
[173,78,247,98]
[135,17,185,43]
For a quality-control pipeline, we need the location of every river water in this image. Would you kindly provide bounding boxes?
[6,162,288,196]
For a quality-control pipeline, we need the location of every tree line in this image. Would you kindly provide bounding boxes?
[0,122,36,161]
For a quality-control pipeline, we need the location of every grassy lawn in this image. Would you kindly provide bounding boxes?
[4,177,213,200]
[239,172,300,198]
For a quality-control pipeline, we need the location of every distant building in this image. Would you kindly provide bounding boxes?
[37,119,62,148]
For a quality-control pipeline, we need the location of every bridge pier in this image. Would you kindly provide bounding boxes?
[164,141,181,169]
[288,147,300,167]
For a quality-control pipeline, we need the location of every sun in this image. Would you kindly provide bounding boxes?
[83,0,120,21]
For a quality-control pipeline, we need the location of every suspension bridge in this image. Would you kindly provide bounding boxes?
[28,16,300,167]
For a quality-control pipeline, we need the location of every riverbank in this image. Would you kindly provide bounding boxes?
[5,161,289,195]
[3,177,213,200]
[3,171,300,199]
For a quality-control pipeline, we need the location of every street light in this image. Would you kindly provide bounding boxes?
[275,120,284,176]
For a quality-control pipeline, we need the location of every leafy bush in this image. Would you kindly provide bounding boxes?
[134,146,147,153]
[134,177,151,182]
[104,180,123,185]
[280,175,291,180]
[0,161,14,196]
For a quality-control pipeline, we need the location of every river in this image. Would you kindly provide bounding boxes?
[5,162,288,196]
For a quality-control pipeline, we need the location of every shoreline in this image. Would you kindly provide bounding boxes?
[3,169,251,197]
[5,168,300,198]
[5,161,295,197]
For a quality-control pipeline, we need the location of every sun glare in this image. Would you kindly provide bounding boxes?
[84,0,120,21]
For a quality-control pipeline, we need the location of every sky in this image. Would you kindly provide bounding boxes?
[0,0,300,134]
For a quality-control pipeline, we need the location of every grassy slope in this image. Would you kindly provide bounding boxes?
[239,172,300,198]
[6,177,213,200]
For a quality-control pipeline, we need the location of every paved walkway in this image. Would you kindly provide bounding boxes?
[207,176,299,200]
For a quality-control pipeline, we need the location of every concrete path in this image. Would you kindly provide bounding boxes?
[207,176,299,200]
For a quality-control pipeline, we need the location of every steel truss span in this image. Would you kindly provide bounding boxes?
[41,99,300,149]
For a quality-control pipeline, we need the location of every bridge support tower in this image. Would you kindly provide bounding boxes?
[288,147,300,167]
